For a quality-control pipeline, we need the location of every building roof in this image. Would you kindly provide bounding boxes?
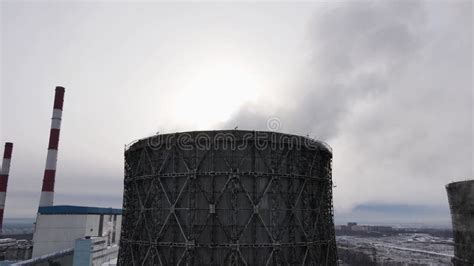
[38,205,122,215]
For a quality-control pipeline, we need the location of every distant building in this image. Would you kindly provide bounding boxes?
[346,222,369,231]
[32,205,122,258]
[335,223,393,234]
[347,222,357,228]
[0,238,32,261]
[369,226,392,232]
[351,225,369,232]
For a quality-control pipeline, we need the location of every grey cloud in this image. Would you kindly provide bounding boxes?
[225,1,428,138]
[223,0,473,215]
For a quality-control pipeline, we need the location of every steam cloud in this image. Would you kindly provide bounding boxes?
[223,1,473,212]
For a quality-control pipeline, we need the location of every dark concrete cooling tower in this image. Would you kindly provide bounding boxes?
[118,130,338,265]
[446,180,474,266]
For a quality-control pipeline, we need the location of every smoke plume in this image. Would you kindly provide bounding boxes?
[223,1,473,212]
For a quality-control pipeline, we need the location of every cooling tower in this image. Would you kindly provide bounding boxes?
[118,130,338,265]
[446,180,474,266]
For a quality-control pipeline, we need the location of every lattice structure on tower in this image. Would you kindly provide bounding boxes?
[118,130,338,265]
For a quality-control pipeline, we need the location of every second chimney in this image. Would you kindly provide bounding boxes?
[39,86,65,208]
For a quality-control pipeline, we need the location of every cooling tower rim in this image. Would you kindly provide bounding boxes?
[126,129,332,154]
[445,179,474,189]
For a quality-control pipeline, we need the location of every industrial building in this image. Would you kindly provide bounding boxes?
[446,179,474,266]
[32,205,122,257]
[0,238,31,262]
[118,130,338,265]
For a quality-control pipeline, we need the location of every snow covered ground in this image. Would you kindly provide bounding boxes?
[337,233,454,265]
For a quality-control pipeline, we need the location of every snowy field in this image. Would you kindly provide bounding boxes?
[337,234,454,265]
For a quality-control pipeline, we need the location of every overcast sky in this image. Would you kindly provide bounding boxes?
[1,1,472,225]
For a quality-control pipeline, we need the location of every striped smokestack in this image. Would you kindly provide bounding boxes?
[0,142,13,232]
[39,86,65,207]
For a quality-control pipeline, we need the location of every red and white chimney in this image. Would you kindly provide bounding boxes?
[0,142,13,232]
[39,86,65,208]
